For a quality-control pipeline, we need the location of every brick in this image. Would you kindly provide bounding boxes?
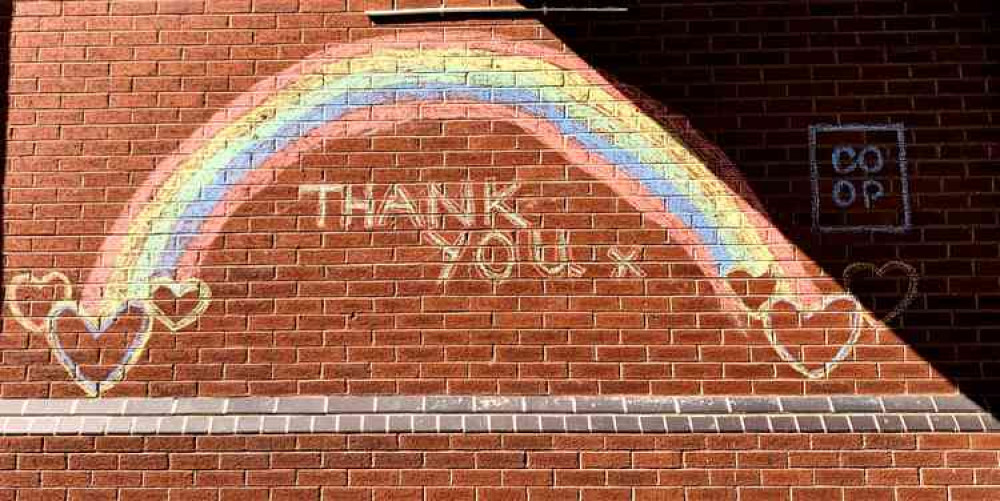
[0,6,997,499]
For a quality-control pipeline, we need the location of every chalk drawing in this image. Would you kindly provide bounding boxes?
[427,183,475,229]
[300,182,525,231]
[475,232,518,282]
[842,260,919,324]
[530,230,586,278]
[6,33,893,395]
[757,294,863,379]
[6,271,74,334]
[810,123,911,233]
[142,277,213,332]
[43,300,154,398]
[4,271,212,397]
[299,180,584,284]
[299,184,341,228]
[376,184,426,229]
[424,228,581,283]
[833,145,884,175]
[424,231,469,284]
[861,179,885,209]
[341,184,377,230]
[832,179,857,208]
[608,247,646,278]
[483,181,530,229]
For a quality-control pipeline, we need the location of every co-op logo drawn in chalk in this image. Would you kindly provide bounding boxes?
[809,123,911,233]
[831,144,886,209]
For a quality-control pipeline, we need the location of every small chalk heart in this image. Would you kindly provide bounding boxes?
[144,276,212,332]
[842,260,919,324]
[6,272,75,334]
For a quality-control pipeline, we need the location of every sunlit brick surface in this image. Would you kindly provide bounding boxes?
[1,0,997,496]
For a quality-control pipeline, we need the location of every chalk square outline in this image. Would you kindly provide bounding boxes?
[809,123,911,233]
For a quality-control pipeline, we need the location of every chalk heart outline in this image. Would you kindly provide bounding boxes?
[842,260,919,324]
[45,300,153,398]
[144,276,212,332]
[5,272,75,334]
[758,295,864,379]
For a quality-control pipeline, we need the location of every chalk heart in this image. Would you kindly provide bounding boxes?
[6,272,75,334]
[45,301,153,398]
[758,295,863,379]
[725,268,777,311]
[842,261,919,324]
[145,277,212,332]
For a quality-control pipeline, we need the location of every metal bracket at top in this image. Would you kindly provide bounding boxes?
[367,4,628,20]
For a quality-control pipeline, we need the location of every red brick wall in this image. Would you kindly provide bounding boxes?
[2,433,999,500]
[5,0,995,400]
[540,0,998,401]
[1,0,998,497]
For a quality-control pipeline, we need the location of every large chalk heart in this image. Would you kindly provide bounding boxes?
[5,272,74,333]
[842,261,918,324]
[145,276,212,332]
[45,301,153,397]
[725,268,777,311]
[758,295,864,379]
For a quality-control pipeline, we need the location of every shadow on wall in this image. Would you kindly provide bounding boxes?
[535,1,999,411]
[0,1,11,313]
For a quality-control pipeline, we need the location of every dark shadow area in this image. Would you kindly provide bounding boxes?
[534,1,1000,412]
[0,0,11,323]
[371,10,602,24]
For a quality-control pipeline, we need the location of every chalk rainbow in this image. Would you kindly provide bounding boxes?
[97,40,787,300]
[9,35,875,396]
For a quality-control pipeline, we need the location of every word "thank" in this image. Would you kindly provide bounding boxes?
[299,182,528,231]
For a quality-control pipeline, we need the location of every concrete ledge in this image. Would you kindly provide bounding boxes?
[0,395,993,435]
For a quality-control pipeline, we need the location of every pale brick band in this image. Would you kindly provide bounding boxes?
[0,395,994,435]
